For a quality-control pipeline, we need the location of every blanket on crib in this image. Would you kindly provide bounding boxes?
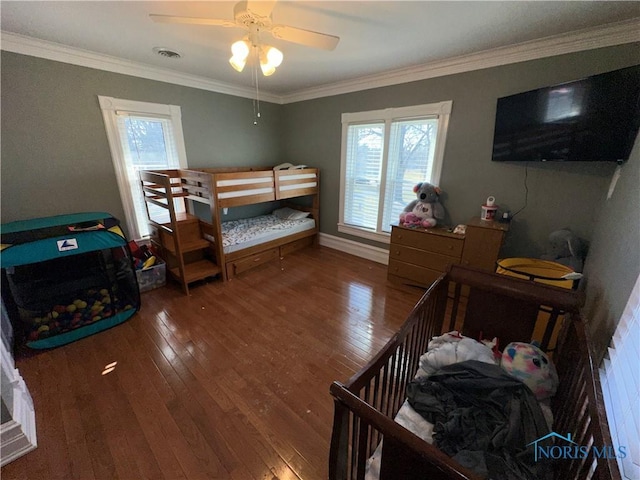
[407,360,551,480]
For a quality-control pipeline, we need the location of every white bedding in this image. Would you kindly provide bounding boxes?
[221,214,315,254]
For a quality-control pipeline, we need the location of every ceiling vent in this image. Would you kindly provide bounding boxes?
[153,47,181,59]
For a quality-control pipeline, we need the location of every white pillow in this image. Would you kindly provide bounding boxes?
[272,207,311,220]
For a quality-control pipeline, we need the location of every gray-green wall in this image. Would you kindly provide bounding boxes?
[282,43,639,258]
[581,135,639,362]
[1,44,639,354]
[1,51,284,234]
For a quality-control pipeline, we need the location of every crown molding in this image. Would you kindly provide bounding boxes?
[2,17,639,106]
[0,31,284,104]
[281,17,640,104]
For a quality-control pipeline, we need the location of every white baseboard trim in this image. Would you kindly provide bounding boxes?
[1,320,37,467]
[319,233,389,265]
[1,419,37,467]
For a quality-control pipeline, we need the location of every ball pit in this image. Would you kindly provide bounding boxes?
[24,287,133,341]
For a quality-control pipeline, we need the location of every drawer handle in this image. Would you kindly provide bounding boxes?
[448,245,453,249]
[397,235,403,239]
[253,257,261,262]
[395,250,400,255]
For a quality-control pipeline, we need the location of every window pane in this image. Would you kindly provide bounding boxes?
[344,124,384,230]
[382,118,439,232]
[118,116,183,237]
[125,118,170,168]
[125,118,179,226]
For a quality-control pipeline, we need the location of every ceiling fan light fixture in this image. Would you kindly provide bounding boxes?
[259,48,279,76]
[229,55,247,72]
[260,62,276,77]
[231,39,250,60]
[264,46,283,67]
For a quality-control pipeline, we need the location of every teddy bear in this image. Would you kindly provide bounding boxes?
[399,182,444,228]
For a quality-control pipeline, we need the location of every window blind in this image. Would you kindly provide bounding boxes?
[115,115,183,238]
[343,123,384,230]
[600,274,640,479]
[338,101,452,242]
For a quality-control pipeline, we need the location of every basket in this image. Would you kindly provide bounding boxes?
[496,257,575,350]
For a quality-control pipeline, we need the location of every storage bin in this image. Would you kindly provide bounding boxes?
[495,257,576,289]
[496,257,575,351]
[136,259,166,292]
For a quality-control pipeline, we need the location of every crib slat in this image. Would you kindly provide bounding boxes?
[329,265,619,480]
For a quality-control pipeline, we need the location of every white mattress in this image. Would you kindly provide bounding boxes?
[221,214,315,254]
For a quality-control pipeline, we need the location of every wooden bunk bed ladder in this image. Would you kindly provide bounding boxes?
[140,170,221,294]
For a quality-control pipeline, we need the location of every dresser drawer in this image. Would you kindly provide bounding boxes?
[280,236,313,257]
[391,227,463,257]
[387,259,443,288]
[229,247,279,276]
[389,245,461,271]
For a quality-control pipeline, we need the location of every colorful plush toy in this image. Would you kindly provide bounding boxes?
[399,182,444,228]
[500,342,559,401]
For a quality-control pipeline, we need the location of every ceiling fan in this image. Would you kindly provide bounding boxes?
[150,0,340,76]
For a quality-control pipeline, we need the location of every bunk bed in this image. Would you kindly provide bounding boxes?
[140,166,319,293]
[329,265,621,480]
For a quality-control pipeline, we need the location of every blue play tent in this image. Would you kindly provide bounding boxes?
[1,212,140,349]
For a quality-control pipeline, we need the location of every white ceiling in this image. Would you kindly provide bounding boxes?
[2,1,639,101]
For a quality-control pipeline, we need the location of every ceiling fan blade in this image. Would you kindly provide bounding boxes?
[245,1,277,19]
[270,25,339,51]
[149,14,237,28]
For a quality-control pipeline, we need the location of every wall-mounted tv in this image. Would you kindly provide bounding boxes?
[492,65,640,163]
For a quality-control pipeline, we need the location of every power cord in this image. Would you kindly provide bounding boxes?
[510,162,529,219]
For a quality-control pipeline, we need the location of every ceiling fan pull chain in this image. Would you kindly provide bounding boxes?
[252,47,261,125]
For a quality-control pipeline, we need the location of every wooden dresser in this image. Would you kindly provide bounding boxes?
[388,217,509,289]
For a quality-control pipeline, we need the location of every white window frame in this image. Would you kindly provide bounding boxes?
[600,273,640,479]
[98,96,188,240]
[338,101,452,244]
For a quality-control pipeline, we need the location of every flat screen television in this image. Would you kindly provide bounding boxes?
[492,65,640,163]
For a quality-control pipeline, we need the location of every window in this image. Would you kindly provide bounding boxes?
[99,96,188,240]
[338,101,452,243]
[600,274,640,479]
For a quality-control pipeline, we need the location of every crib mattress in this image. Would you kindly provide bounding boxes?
[222,214,315,254]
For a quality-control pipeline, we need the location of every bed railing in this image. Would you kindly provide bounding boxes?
[275,168,319,199]
[329,277,477,480]
[329,265,620,480]
[211,170,276,208]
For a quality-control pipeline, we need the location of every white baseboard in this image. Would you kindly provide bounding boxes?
[1,317,37,467]
[1,419,37,467]
[319,233,389,265]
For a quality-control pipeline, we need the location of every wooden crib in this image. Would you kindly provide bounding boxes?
[329,264,620,480]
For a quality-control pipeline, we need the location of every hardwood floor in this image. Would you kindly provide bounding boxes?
[1,246,423,480]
